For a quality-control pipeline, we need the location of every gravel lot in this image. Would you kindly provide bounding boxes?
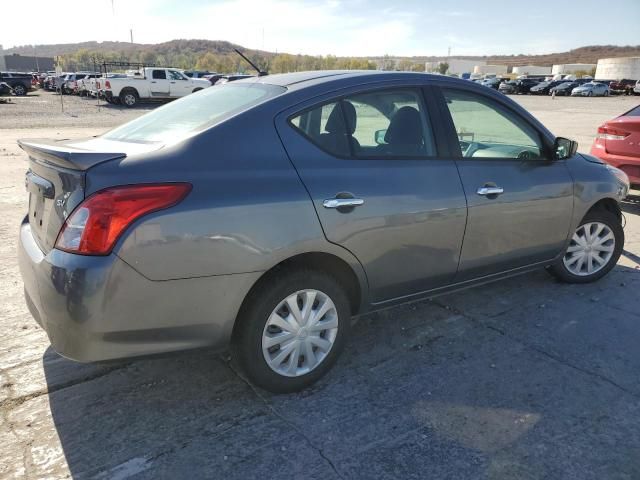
[1,90,640,479]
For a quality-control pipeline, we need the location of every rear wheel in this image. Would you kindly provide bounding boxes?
[120,89,138,107]
[549,209,623,283]
[232,269,351,393]
[12,84,26,96]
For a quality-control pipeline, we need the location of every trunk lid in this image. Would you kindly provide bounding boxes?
[19,138,127,253]
[605,117,640,158]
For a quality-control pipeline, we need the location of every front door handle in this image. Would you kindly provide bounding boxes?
[323,198,364,208]
[477,186,504,196]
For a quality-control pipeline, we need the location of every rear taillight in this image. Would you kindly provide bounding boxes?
[105,80,111,89]
[55,183,191,255]
[597,125,630,140]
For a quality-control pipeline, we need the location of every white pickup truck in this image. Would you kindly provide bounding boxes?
[103,67,211,107]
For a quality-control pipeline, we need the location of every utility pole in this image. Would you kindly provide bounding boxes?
[130,29,133,43]
[33,46,39,72]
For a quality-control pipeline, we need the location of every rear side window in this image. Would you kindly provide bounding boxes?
[290,102,350,157]
[290,88,436,159]
[152,70,166,80]
[103,83,285,144]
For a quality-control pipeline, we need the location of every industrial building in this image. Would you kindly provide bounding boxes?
[552,63,596,75]
[473,64,508,75]
[512,65,551,75]
[595,57,640,80]
[425,58,485,75]
[0,53,55,72]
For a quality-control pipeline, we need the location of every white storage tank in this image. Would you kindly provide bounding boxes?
[512,65,551,75]
[595,57,640,80]
[552,63,596,75]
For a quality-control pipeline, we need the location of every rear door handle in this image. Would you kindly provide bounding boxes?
[323,198,364,208]
[477,186,504,196]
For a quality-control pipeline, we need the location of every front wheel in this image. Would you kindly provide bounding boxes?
[549,209,623,283]
[232,269,351,393]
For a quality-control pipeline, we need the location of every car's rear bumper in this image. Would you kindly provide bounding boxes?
[18,217,261,362]
[590,144,640,185]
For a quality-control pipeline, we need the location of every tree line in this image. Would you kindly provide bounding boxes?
[57,49,426,73]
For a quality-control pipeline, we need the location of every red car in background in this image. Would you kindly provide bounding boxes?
[591,105,640,186]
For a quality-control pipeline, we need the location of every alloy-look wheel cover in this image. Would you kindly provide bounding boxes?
[124,94,136,106]
[563,222,615,276]
[262,289,339,377]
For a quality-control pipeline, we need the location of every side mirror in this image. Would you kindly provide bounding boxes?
[554,137,578,159]
[374,129,387,145]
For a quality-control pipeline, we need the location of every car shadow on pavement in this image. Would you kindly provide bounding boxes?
[621,193,640,215]
[42,266,640,479]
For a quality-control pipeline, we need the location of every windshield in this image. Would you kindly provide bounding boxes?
[103,82,285,144]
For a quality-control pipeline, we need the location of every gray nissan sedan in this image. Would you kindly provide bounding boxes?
[18,71,629,392]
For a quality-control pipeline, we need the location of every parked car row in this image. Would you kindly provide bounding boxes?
[481,76,612,97]
[36,68,255,107]
[484,75,640,98]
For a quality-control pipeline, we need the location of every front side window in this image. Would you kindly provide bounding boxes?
[169,70,185,81]
[290,88,436,159]
[443,88,544,160]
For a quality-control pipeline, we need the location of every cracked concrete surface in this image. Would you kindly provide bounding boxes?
[2,92,640,479]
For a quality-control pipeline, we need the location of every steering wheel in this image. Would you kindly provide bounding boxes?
[460,141,481,158]
[517,150,535,160]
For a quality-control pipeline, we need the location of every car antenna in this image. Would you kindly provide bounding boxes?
[234,49,268,76]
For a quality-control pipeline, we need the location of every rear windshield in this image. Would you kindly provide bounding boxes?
[103,83,285,144]
[624,105,640,116]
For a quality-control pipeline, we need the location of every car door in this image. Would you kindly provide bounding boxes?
[276,85,467,303]
[436,86,574,281]
[149,69,170,97]
[168,70,191,97]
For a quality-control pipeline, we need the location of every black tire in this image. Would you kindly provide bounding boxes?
[120,89,139,108]
[549,209,623,283]
[112,97,121,105]
[192,87,203,93]
[232,268,351,393]
[12,84,26,96]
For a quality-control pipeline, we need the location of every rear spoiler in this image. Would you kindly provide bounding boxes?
[18,139,126,171]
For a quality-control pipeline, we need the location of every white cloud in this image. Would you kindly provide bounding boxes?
[1,0,419,56]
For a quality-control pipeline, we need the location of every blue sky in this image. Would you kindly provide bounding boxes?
[4,0,640,56]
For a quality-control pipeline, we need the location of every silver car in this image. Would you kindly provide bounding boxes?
[18,71,629,392]
[571,82,610,97]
